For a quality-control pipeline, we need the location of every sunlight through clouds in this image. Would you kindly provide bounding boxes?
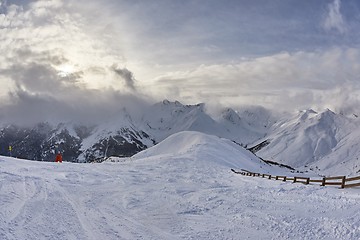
[1,0,360,124]
[0,0,132,94]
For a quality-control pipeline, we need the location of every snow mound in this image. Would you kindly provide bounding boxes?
[132,131,274,173]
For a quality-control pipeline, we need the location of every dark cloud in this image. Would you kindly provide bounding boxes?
[0,56,151,125]
[111,64,136,91]
[0,47,82,94]
[2,63,61,92]
[0,87,152,126]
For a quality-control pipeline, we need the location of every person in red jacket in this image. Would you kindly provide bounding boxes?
[55,152,63,163]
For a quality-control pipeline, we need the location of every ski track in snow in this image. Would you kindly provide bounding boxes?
[1,156,360,240]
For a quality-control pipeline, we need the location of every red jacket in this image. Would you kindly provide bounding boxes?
[55,154,63,163]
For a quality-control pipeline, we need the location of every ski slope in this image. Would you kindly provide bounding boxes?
[1,132,359,240]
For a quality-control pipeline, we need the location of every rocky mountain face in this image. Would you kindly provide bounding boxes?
[0,123,154,163]
[0,123,82,162]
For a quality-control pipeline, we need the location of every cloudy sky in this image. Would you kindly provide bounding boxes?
[1,0,360,124]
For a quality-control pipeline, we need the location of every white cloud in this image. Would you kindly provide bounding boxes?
[151,48,360,112]
[322,0,348,34]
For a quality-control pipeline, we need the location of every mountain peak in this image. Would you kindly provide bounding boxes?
[161,99,184,107]
[298,109,318,121]
[221,108,242,125]
[300,109,317,114]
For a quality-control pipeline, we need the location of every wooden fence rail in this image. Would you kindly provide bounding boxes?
[344,176,360,188]
[294,177,310,184]
[231,169,360,189]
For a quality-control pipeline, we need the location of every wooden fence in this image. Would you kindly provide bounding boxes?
[231,169,360,189]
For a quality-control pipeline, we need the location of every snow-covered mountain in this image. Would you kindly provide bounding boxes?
[251,109,360,176]
[0,100,267,163]
[142,100,267,145]
[1,99,360,176]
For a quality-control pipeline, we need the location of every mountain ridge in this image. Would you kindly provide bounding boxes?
[1,100,359,175]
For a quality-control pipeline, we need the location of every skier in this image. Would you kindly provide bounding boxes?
[55,152,63,163]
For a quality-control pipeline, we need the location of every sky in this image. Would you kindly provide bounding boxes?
[1,0,360,124]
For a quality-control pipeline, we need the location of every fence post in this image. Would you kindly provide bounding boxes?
[283,176,287,182]
[268,175,271,179]
[275,176,279,180]
[293,177,297,183]
[341,176,346,189]
[306,178,310,185]
[321,177,326,186]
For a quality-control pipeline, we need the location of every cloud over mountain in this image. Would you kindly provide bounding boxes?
[154,48,360,113]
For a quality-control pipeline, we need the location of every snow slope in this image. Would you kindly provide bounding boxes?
[254,109,360,176]
[1,131,360,240]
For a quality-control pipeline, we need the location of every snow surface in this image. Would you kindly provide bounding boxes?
[1,131,360,240]
[255,109,360,176]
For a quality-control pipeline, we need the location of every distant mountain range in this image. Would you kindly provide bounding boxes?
[1,100,359,175]
[251,108,360,176]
